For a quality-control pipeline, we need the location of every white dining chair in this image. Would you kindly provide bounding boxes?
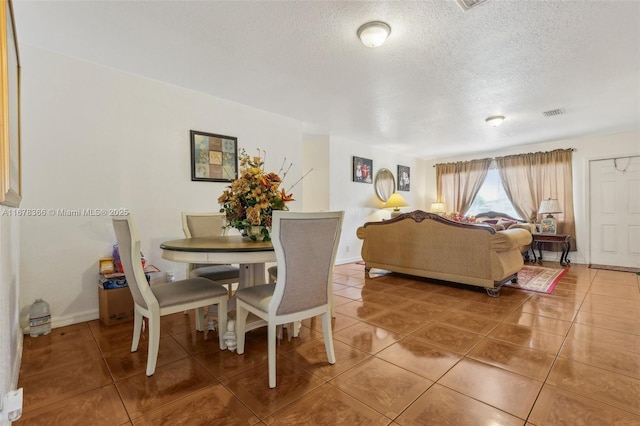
[182,212,240,330]
[112,214,228,376]
[235,211,344,388]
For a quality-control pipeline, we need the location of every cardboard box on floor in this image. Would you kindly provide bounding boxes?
[97,263,166,326]
[98,283,134,326]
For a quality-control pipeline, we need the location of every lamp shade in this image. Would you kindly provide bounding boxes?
[357,21,391,48]
[385,193,408,218]
[430,202,446,214]
[385,193,408,209]
[539,199,562,215]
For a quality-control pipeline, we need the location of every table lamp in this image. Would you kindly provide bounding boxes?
[385,193,408,218]
[430,202,446,215]
[538,198,562,234]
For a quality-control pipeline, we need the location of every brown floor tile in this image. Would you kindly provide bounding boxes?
[504,311,572,336]
[331,357,433,418]
[583,293,640,311]
[283,339,370,381]
[333,322,402,354]
[396,383,524,426]
[559,337,640,379]
[567,322,640,354]
[222,356,325,418]
[489,322,566,354]
[131,384,258,425]
[104,336,190,380]
[376,337,462,381]
[418,292,473,309]
[300,312,360,334]
[392,300,448,322]
[579,300,640,321]
[365,310,426,335]
[439,358,543,420]
[264,383,390,425]
[518,299,578,322]
[332,286,365,300]
[195,340,270,381]
[15,385,129,426]
[530,384,640,425]
[15,263,639,425]
[467,338,556,380]
[20,323,101,378]
[19,358,113,412]
[574,310,640,335]
[115,358,217,419]
[334,300,389,320]
[411,322,482,354]
[547,357,640,415]
[436,309,501,335]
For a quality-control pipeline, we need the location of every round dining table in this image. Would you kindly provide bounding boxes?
[160,235,276,351]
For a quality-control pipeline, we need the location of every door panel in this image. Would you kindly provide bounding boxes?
[589,156,640,268]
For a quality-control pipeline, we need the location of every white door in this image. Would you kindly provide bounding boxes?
[589,156,640,268]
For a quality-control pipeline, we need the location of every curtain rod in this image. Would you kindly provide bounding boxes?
[433,148,576,167]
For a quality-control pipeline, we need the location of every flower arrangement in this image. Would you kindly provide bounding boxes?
[218,149,295,241]
[445,212,477,223]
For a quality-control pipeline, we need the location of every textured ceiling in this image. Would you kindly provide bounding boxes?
[12,0,640,159]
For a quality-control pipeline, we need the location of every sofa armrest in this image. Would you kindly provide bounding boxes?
[490,228,532,251]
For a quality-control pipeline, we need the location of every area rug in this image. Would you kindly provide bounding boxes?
[589,264,640,274]
[505,265,568,294]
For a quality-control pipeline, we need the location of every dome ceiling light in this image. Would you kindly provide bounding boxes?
[357,21,391,48]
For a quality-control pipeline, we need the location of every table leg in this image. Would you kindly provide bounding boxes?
[560,241,571,266]
[224,263,267,351]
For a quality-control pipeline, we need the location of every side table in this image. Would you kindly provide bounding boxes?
[531,233,571,266]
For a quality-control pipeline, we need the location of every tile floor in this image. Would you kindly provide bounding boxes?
[16,263,640,425]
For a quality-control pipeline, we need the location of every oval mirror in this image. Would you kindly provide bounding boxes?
[374,168,396,202]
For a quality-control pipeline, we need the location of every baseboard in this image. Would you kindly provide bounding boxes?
[336,256,361,265]
[21,309,99,334]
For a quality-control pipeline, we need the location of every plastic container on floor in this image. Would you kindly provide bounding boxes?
[29,299,51,337]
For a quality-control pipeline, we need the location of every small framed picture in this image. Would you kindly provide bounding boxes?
[540,218,557,234]
[190,130,238,182]
[398,165,410,191]
[353,156,373,183]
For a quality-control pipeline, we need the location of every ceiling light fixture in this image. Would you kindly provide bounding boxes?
[485,115,505,127]
[357,21,391,48]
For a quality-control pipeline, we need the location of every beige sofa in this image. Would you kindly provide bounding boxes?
[356,210,532,296]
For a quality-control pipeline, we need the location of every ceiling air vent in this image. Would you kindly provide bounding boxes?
[456,0,490,11]
[542,108,565,117]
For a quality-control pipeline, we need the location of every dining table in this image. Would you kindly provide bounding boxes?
[160,235,276,351]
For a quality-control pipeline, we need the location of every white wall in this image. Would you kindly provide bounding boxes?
[302,134,330,212]
[0,214,22,425]
[329,137,425,263]
[422,130,640,265]
[18,45,305,328]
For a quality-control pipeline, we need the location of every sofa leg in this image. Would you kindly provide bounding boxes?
[485,287,500,297]
[364,266,371,278]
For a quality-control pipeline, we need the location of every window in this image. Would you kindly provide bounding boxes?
[466,167,522,219]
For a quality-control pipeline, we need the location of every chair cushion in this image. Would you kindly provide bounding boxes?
[190,265,239,281]
[152,278,228,308]
[235,283,275,313]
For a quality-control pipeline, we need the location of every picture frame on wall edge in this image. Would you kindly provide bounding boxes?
[352,156,373,184]
[190,130,238,182]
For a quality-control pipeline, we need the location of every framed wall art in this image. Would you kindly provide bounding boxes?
[0,0,21,207]
[352,156,373,183]
[190,130,238,182]
[397,165,410,191]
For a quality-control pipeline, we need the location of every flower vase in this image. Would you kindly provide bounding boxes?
[247,225,268,242]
